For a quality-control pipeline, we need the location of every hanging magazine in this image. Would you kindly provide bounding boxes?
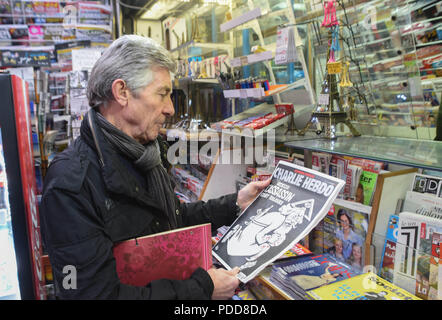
[212,161,345,283]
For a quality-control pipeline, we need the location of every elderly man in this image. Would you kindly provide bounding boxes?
[40,35,270,299]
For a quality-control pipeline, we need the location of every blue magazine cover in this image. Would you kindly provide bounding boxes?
[271,253,361,293]
[378,214,399,283]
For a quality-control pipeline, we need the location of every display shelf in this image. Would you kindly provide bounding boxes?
[191,78,219,84]
[216,102,294,138]
[220,7,262,32]
[416,40,442,48]
[265,78,306,97]
[223,8,289,33]
[175,77,220,85]
[222,78,307,99]
[170,40,233,58]
[349,19,442,51]
[223,87,265,99]
[284,136,442,172]
[159,127,220,141]
[229,50,273,67]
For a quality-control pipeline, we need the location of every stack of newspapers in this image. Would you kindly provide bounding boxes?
[269,253,361,300]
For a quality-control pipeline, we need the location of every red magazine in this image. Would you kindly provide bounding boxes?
[113,223,212,286]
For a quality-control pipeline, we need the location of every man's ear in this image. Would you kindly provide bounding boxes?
[111,79,130,107]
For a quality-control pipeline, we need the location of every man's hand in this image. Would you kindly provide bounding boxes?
[237,179,271,211]
[207,267,240,300]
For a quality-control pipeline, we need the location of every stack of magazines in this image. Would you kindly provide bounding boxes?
[270,253,362,300]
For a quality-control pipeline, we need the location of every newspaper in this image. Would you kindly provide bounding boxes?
[212,161,345,282]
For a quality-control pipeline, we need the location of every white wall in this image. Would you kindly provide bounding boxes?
[135,19,163,45]
[162,16,187,50]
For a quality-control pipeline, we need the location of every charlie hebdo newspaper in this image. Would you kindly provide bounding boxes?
[212,161,345,283]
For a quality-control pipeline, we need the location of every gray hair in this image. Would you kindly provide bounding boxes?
[87,35,176,108]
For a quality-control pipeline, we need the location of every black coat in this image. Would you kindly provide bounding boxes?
[40,115,238,299]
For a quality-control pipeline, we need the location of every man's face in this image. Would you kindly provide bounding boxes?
[122,66,174,144]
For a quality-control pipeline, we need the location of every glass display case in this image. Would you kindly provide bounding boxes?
[137,0,441,140]
[292,0,441,139]
[285,135,442,171]
[158,0,316,128]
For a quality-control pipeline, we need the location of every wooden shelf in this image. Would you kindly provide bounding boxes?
[223,79,307,100]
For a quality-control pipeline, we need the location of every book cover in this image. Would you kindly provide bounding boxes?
[379,215,400,283]
[343,164,363,201]
[212,161,345,283]
[428,232,441,300]
[312,152,330,174]
[113,223,212,286]
[271,253,361,294]
[329,156,348,199]
[415,253,431,299]
[393,211,442,297]
[347,157,384,173]
[358,169,379,206]
[306,272,421,300]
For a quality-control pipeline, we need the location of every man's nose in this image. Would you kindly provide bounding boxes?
[164,96,175,116]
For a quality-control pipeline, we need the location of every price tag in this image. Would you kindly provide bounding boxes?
[240,89,248,99]
[275,26,297,65]
[409,76,423,97]
[327,62,342,74]
[275,27,289,65]
[318,94,330,105]
[229,57,241,67]
[223,90,240,98]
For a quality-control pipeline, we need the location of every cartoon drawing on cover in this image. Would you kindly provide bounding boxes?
[221,199,315,270]
[291,262,340,290]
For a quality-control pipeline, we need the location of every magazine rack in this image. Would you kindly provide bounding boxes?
[371,227,441,300]
[284,137,428,263]
[366,168,418,266]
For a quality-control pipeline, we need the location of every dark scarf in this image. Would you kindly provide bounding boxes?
[82,109,177,229]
